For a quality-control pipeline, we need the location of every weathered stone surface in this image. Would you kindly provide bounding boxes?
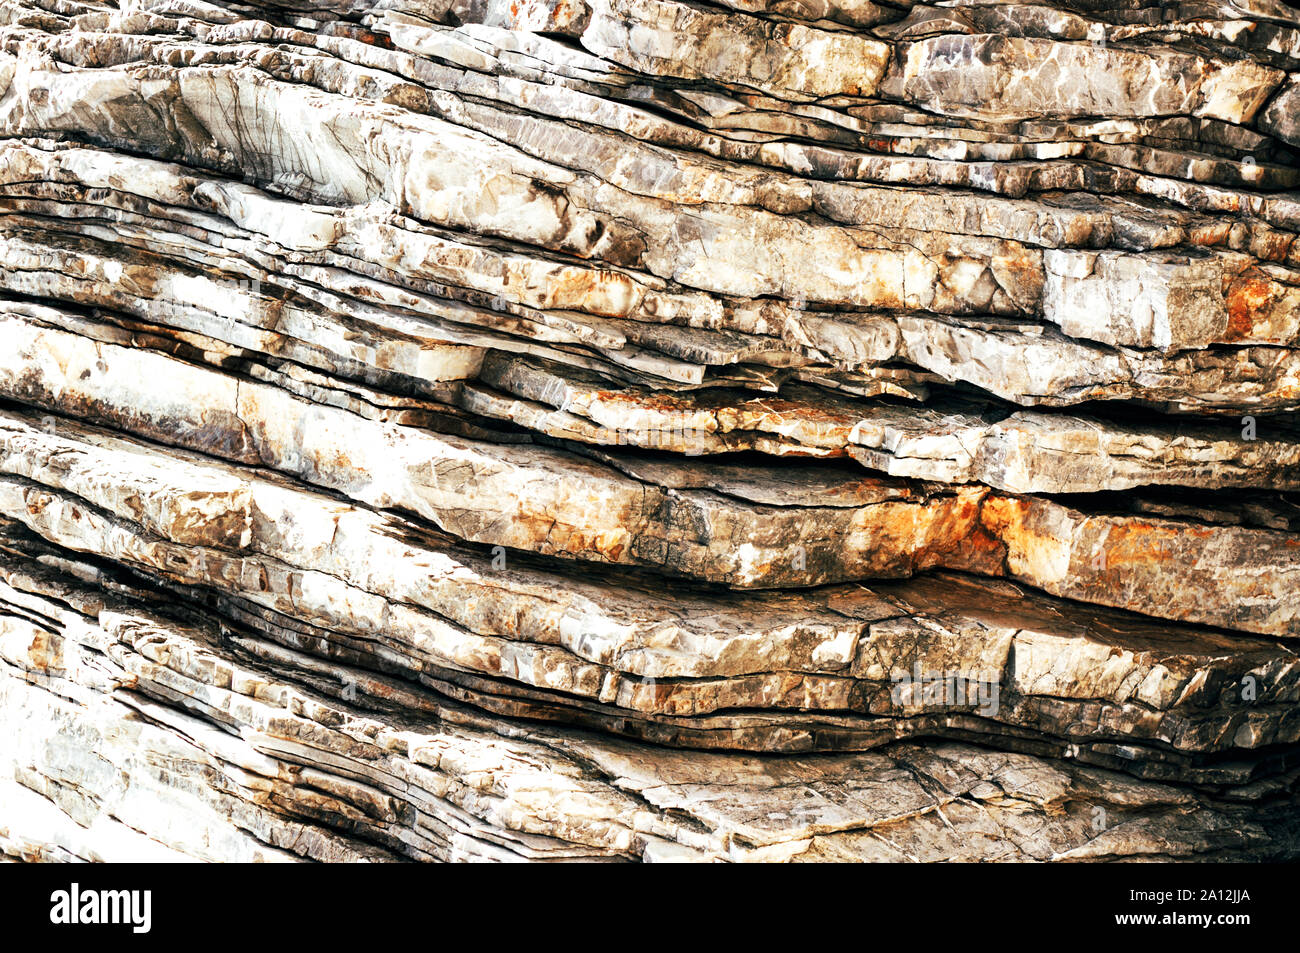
[0,29,1296,383]
[878,35,1284,124]
[475,352,1300,492]
[0,397,1296,755]
[1261,76,1300,147]
[6,513,1296,776]
[3,542,1298,862]
[6,307,1298,498]
[4,352,1300,635]
[0,348,1003,589]
[2,0,1299,863]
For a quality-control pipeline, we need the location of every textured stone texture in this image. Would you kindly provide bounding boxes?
[0,0,1298,862]
[3,542,1297,862]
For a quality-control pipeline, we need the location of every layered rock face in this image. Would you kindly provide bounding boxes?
[1,0,1299,862]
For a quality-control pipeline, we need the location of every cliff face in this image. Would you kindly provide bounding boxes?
[0,0,1299,862]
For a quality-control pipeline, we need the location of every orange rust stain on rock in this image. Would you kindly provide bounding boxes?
[353,29,394,49]
[994,248,1043,294]
[973,496,1060,573]
[309,446,361,480]
[594,389,692,414]
[1096,520,1179,567]
[557,527,628,562]
[22,631,57,673]
[976,494,1032,532]
[945,523,1006,574]
[1225,271,1276,341]
[1188,223,1233,247]
[546,269,637,316]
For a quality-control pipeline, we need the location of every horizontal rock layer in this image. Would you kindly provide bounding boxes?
[4,537,1298,862]
[1,0,1298,862]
